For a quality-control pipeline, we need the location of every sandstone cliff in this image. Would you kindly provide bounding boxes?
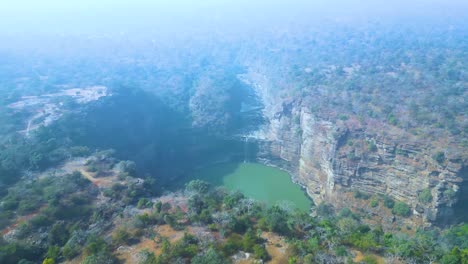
[241,71,467,228]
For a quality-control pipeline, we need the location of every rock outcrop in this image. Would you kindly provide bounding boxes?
[242,72,467,228]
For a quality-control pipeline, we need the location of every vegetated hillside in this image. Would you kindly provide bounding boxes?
[0,22,466,225]
[0,19,466,264]
[1,152,468,264]
[239,23,467,227]
[246,24,466,138]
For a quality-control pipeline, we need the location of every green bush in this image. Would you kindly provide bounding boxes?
[42,258,55,264]
[418,189,433,204]
[444,189,456,199]
[18,199,41,215]
[191,248,226,264]
[45,246,60,260]
[368,141,377,152]
[253,244,270,261]
[62,244,80,260]
[87,165,98,173]
[338,114,349,121]
[221,234,243,256]
[30,214,52,228]
[2,199,19,210]
[48,222,70,246]
[82,251,117,264]
[137,198,153,209]
[392,202,411,217]
[433,151,445,164]
[362,255,379,264]
[383,196,395,209]
[354,190,370,200]
[112,228,131,245]
[69,146,90,157]
[84,237,108,256]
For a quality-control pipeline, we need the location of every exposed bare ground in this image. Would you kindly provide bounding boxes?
[46,158,121,189]
[8,86,110,135]
[353,250,386,264]
[116,224,187,263]
[113,225,291,264]
[262,232,290,264]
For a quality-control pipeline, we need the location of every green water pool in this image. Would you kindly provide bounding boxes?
[192,162,312,211]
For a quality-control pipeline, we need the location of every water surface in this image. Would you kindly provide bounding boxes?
[192,162,312,211]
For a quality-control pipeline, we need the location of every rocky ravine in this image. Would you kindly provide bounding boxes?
[241,72,467,228]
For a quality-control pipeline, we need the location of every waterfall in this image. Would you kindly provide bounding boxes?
[243,137,249,163]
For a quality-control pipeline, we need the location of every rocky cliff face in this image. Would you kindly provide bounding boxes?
[241,72,467,228]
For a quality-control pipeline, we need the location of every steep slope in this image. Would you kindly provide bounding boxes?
[241,69,467,228]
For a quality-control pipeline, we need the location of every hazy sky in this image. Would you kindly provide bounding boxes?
[0,0,466,36]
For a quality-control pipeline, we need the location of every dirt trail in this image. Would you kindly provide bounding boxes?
[78,169,118,188]
[52,158,116,188]
[1,205,47,236]
[78,169,99,185]
[262,232,289,264]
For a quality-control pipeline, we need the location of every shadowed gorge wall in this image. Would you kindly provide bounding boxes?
[47,78,256,187]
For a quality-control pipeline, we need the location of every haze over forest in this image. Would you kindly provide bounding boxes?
[0,1,467,264]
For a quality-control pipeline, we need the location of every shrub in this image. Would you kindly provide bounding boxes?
[82,251,117,264]
[253,244,270,261]
[87,166,98,173]
[137,198,153,209]
[2,198,19,210]
[42,258,55,264]
[69,146,90,157]
[30,214,52,228]
[368,141,377,152]
[395,148,407,156]
[387,113,398,125]
[112,228,131,245]
[293,115,301,124]
[433,151,445,164]
[338,208,353,218]
[266,205,291,235]
[84,237,108,256]
[192,248,226,264]
[62,244,80,260]
[316,203,334,218]
[18,199,41,215]
[48,222,70,246]
[354,190,370,200]
[222,234,243,256]
[444,189,456,199]
[335,246,348,256]
[154,201,162,213]
[45,246,60,260]
[418,189,433,204]
[118,161,137,177]
[362,255,379,264]
[392,202,411,217]
[186,180,210,194]
[383,196,395,209]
